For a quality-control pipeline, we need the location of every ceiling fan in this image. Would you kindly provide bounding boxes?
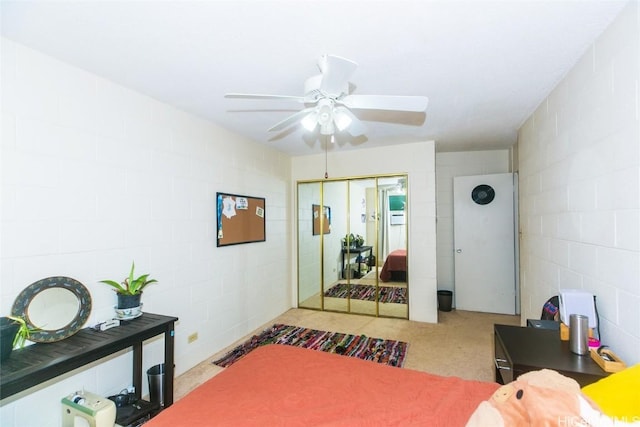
[225,55,429,137]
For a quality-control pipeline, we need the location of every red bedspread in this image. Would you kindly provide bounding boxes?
[380,249,407,282]
[147,344,498,427]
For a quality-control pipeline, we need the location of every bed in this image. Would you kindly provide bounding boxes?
[146,344,498,427]
[380,249,407,282]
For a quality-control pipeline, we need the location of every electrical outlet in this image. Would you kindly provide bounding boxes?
[188,332,198,343]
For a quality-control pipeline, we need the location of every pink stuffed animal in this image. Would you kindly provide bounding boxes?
[466,369,640,426]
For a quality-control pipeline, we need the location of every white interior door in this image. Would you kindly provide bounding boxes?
[453,173,516,314]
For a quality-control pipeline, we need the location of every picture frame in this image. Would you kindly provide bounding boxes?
[312,204,331,235]
[216,192,266,246]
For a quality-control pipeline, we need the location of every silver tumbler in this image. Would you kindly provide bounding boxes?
[569,314,589,355]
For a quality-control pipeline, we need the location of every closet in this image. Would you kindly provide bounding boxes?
[297,174,408,318]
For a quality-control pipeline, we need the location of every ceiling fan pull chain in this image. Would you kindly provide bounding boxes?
[324,135,329,179]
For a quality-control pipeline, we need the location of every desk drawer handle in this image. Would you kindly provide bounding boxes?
[494,359,511,371]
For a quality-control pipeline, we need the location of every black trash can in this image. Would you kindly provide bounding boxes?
[437,290,453,312]
[147,363,165,407]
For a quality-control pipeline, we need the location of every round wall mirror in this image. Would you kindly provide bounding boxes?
[11,277,92,342]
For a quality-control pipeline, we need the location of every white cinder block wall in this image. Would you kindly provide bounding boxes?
[1,38,291,426]
[518,1,640,365]
[435,150,510,303]
[291,141,438,323]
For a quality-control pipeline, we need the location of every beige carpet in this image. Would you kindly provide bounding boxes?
[173,308,520,401]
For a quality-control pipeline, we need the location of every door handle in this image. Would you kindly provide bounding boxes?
[455,249,462,253]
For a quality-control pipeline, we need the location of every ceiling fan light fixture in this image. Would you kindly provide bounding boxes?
[316,99,335,135]
[301,111,319,131]
[333,109,352,131]
[320,121,335,135]
[317,100,333,125]
[318,110,332,125]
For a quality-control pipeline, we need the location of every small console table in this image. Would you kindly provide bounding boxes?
[0,312,178,405]
[341,245,373,279]
[494,324,608,387]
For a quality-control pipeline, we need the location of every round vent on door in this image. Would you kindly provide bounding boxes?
[471,184,495,205]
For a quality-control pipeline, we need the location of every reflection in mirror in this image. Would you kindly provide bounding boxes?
[377,176,408,318]
[346,178,377,316]
[298,182,322,309]
[322,180,348,313]
[297,175,408,319]
[28,288,80,330]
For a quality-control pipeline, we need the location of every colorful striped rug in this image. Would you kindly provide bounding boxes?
[324,283,407,304]
[213,324,408,368]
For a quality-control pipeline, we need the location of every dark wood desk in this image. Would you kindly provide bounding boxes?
[494,324,607,387]
[0,312,178,405]
[341,245,373,279]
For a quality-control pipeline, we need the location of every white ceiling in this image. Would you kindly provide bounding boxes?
[0,1,629,156]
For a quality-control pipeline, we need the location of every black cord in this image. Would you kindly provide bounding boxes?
[593,295,600,340]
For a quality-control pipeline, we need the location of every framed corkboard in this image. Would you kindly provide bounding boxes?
[312,204,331,235]
[216,192,266,247]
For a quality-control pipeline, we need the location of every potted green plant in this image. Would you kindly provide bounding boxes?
[100,262,157,310]
[342,233,355,249]
[342,233,365,248]
[0,317,19,362]
[0,315,39,362]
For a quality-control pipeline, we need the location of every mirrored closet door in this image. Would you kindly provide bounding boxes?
[297,175,408,319]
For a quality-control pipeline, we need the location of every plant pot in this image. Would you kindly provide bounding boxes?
[0,317,20,362]
[117,293,142,309]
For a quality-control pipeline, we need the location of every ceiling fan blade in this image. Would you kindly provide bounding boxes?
[225,93,306,102]
[268,108,316,132]
[318,55,357,96]
[342,95,429,112]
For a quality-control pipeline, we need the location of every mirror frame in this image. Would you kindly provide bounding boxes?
[11,276,92,343]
